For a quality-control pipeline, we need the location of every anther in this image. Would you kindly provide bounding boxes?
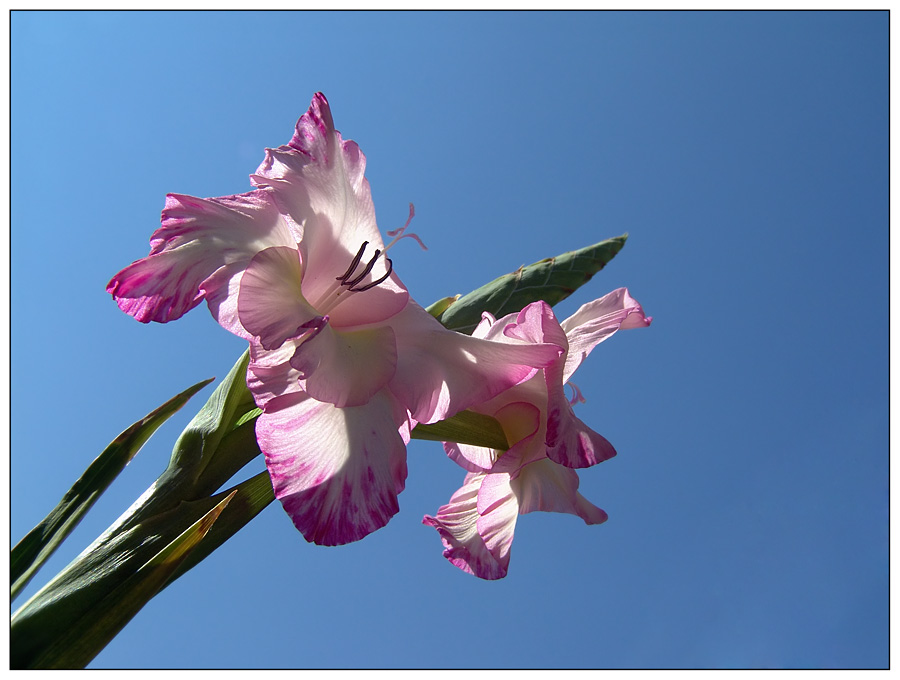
[336,242,369,282]
[353,257,393,291]
[344,249,382,289]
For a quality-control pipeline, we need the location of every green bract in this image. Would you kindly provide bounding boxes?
[435,235,627,334]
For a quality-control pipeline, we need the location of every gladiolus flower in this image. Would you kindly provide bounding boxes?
[424,291,651,578]
[108,93,561,546]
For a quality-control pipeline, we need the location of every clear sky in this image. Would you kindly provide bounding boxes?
[11,10,888,669]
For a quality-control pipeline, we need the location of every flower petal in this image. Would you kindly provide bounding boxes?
[389,302,563,424]
[246,341,303,408]
[476,471,520,572]
[107,190,295,326]
[422,471,510,580]
[324,271,409,330]
[237,246,322,350]
[199,262,251,341]
[542,333,617,469]
[498,300,570,352]
[446,400,543,474]
[290,322,397,408]
[252,94,377,249]
[462,301,615,469]
[545,385,618,468]
[511,458,609,525]
[443,441,491,473]
[259,390,408,546]
[251,93,408,327]
[560,287,652,383]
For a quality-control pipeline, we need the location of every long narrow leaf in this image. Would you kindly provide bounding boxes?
[20,491,235,669]
[11,356,263,669]
[11,377,214,600]
[435,234,628,334]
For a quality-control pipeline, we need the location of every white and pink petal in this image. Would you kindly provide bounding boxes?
[475,472,520,572]
[290,323,397,408]
[560,288,652,383]
[389,302,563,425]
[107,190,295,325]
[496,301,570,352]
[422,471,511,580]
[511,458,609,525]
[545,395,618,468]
[258,390,408,547]
[250,93,401,323]
[543,356,618,469]
[443,441,492,473]
[236,245,322,350]
[447,400,544,474]
[246,341,304,408]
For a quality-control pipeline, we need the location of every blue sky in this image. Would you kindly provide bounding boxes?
[11,10,888,669]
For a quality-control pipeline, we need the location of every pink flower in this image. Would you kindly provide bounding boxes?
[108,93,561,546]
[424,291,651,578]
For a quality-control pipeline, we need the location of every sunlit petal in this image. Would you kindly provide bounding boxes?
[260,390,408,546]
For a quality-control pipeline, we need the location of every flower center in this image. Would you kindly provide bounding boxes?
[310,204,425,316]
[311,242,393,315]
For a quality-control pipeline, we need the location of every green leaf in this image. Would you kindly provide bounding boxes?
[18,491,235,669]
[167,349,256,487]
[10,353,263,670]
[10,478,248,668]
[166,470,275,585]
[425,295,460,318]
[10,377,214,601]
[435,234,628,334]
[233,407,262,429]
[411,410,509,451]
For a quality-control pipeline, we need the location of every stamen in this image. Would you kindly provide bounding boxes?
[336,241,368,282]
[353,257,393,292]
[344,249,381,289]
[314,241,394,315]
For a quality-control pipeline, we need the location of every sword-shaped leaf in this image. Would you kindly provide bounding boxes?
[11,377,214,600]
[11,354,261,670]
[19,490,235,669]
